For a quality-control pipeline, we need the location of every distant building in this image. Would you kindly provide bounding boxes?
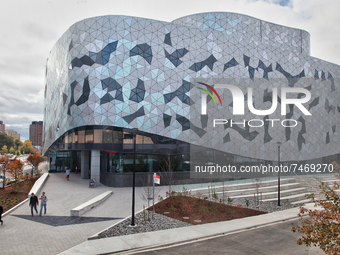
[29,121,43,147]
[0,121,5,132]
[5,129,20,140]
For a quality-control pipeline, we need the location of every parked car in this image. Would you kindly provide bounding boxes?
[0,175,16,182]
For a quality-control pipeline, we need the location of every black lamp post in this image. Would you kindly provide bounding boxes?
[131,128,138,226]
[277,141,282,206]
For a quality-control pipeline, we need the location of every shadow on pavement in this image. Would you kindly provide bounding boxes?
[12,214,123,227]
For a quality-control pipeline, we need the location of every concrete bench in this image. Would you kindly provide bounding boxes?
[28,173,49,197]
[70,190,113,216]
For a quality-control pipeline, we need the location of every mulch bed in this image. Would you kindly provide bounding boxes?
[150,196,266,225]
[0,178,38,212]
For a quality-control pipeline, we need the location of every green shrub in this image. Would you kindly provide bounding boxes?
[245,199,250,208]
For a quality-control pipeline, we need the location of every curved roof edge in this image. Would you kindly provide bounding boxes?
[172,12,310,56]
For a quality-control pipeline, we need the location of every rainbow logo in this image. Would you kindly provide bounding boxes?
[197,82,223,106]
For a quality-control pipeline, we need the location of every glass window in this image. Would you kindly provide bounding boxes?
[64,134,69,144]
[136,134,153,144]
[85,129,93,143]
[78,130,85,143]
[67,133,72,144]
[94,129,102,143]
[72,132,78,143]
[113,131,123,144]
[103,129,113,143]
[123,132,133,144]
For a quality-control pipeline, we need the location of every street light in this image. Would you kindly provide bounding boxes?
[277,141,282,206]
[131,128,138,226]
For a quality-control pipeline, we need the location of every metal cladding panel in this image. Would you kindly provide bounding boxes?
[44,13,340,161]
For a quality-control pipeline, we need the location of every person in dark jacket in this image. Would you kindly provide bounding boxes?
[29,193,38,216]
[0,205,3,225]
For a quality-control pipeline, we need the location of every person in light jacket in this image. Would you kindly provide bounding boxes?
[65,167,70,181]
[39,192,48,216]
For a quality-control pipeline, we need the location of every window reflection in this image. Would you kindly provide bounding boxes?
[85,129,93,143]
[94,129,102,143]
[72,132,78,143]
[103,129,112,143]
[78,130,85,143]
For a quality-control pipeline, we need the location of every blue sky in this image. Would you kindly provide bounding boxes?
[0,0,339,142]
[278,0,291,6]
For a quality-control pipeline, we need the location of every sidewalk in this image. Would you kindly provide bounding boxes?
[0,171,168,255]
[59,203,319,255]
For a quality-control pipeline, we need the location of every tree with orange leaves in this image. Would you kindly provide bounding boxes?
[7,158,24,190]
[27,149,41,177]
[292,161,340,254]
[0,155,10,188]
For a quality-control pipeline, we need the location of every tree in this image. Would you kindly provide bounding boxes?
[2,145,8,154]
[9,147,15,155]
[14,138,23,151]
[7,158,24,190]
[0,155,10,188]
[292,161,340,254]
[22,140,34,154]
[27,149,41,177]
[160,154,175,205]
[139,174,157,221]
[23,140,32,148]
[0,132,14,150]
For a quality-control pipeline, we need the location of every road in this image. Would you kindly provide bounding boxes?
[135,219,323,255]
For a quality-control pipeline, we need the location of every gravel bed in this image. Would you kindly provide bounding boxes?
[98,198,305,239]
[98,210,191,239]
[230,198,304,213]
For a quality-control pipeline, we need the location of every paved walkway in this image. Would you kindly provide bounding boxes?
[0,166,168,255]
[0,165,325,255]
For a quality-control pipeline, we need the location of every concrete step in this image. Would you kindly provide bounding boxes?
[324,180,340,185]
[194,178,297,194]
[291,199,311,205]
[229,187,307,200]
[262,193,309,203]
[211,183,302,197]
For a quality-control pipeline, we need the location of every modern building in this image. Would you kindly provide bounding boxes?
[5,129,20,140]
[29,121,43,147]
[0,121,5,132]
[44,12,340,187]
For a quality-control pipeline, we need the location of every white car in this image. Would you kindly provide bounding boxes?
[0,175,16,182]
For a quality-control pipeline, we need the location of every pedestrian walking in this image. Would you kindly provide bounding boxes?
[65,167,70,181]
[29,192,38,216]
[0,205,3,225]
[39,192,48,216]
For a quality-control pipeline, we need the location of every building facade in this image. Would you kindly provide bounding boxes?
[0,121,5,132]
[5,129,20,140]
[44,12,340,186]
[30,121,43,147]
